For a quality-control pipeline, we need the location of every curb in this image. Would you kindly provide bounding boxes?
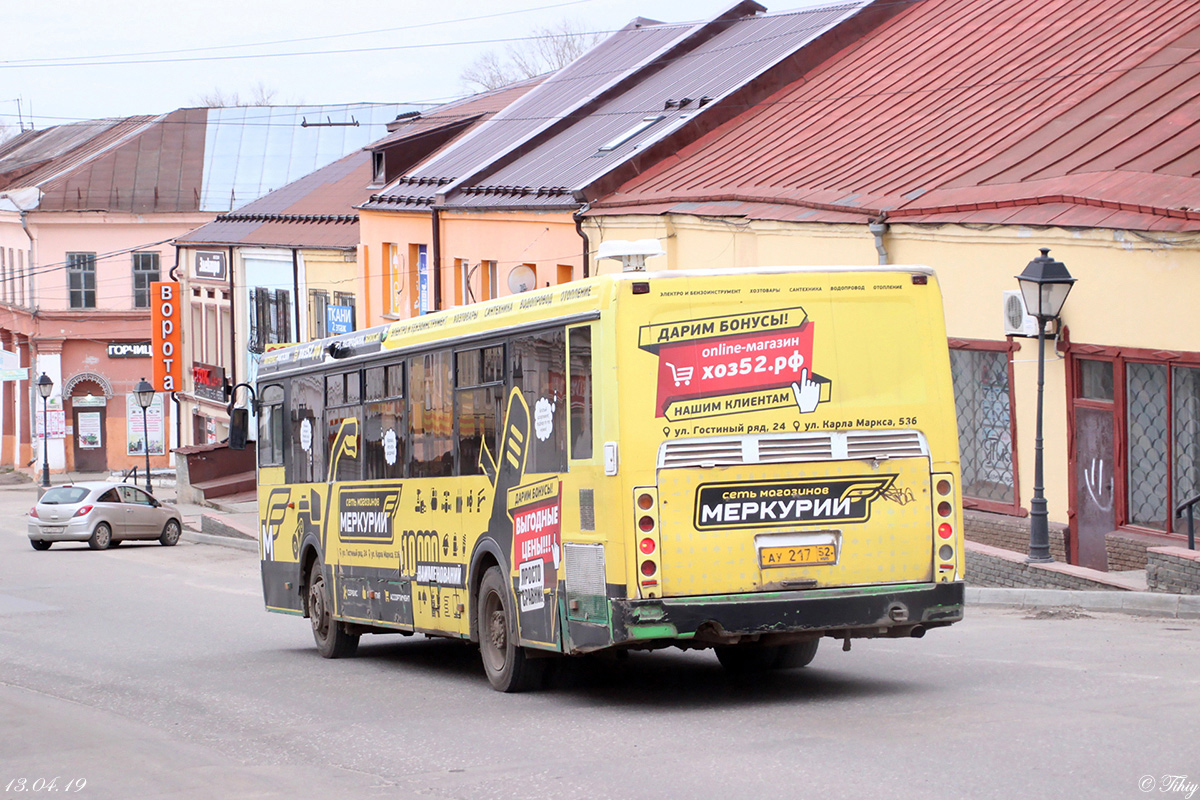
[182,529,258,553]
[967,587,1200,619]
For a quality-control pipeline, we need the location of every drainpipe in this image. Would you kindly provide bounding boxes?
[292,248,302,339]
[868,213,889,266]
[431,208,442,310]
[19,210,35,308]
[228,245,236,391]
[573,202,592,278]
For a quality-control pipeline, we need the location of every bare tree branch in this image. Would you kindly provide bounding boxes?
[460,18,604,92]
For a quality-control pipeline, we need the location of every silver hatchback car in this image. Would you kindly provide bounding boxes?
[28,482,183,551]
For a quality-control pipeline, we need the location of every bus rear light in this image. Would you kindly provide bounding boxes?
[937,501,952,517]
[638,493,654,510]
[640,537,656,555]
[639,515,654,532]
[939,563,954,571]
[641,560,657,577]
[938,523,953,538]
[939,544,954,560]
[937,479,951,496]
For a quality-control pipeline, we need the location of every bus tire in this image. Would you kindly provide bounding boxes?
[477,566,544,693]
[308,559,359,658]
[715,642,781,673]
[774,639,819,669]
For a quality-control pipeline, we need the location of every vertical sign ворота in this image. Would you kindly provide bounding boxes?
[151,282,183,392]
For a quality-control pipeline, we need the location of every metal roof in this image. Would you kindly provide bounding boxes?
[176,150,372,249]
[593,0,1200,232]
[0,103,424,215]
[450,1,870,209]
[198,104,422,212]
[369,1,849,208]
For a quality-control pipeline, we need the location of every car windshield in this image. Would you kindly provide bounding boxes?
[40,487,91,504]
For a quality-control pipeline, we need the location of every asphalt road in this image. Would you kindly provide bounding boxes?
[1,484,1199,800]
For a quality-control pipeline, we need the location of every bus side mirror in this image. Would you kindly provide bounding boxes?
[229,407,249,450]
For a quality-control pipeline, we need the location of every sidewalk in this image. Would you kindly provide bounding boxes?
[8,471,1197,617]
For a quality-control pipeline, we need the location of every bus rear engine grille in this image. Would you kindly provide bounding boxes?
[658,431,928,469]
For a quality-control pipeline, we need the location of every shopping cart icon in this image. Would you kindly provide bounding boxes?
[666,362,693,387]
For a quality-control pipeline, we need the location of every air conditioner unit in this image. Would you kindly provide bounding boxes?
[1002,290,1039,337]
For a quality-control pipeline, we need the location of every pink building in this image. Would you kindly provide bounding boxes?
[0,104,421,475]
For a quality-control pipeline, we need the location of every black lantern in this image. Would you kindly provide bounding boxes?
[1014,248,1076,563]
[36,373,53,488]
[134,378,155,494]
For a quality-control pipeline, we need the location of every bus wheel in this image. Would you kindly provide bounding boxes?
[774,639,819,669]
[307,559,359,658]
[477,566,544,692]
[715,642,781,673]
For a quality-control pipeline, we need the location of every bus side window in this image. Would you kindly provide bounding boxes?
[364,364,405,480]
[568,326,593,460]
[289,373,324,484]
[409,352,453,478]
[511,329,567,474]
[456,345,504,476]
[324,370,363,482]
[258,385,285,467]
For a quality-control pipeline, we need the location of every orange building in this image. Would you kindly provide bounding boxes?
[357,1,896,324]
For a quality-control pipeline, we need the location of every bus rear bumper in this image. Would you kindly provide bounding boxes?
[612,581,964,645]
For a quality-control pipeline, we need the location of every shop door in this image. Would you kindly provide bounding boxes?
[73,408,108,472]
[1072,359,1116,571]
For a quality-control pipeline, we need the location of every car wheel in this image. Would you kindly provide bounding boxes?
[30,540,52,551]
[307,559,359,658]
[159,519,181,547]
[88,522,112,550]
[477,566,545,692]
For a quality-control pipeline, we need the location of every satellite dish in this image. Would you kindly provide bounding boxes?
[508,265,536,293]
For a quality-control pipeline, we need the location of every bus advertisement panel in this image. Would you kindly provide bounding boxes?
[251,267,964,691]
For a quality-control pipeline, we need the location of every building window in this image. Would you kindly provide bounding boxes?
[132,252,160,308]
[950,343,1017,511]
[333,292,356,331]
[248,288,292,353]
[309,289,329,340]
[485,260,498,300]
[67,252,96,309]
[1126,362,1200,531]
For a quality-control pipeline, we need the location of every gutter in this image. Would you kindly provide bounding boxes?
[573,200,592,278]
[431,207,442,310]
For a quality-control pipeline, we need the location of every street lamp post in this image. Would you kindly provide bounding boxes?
[134,378,155,494]
[36,373,53,488]
[1016,248,1076,563]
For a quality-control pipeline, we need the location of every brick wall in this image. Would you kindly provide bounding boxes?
[964,509,1067,562]
[1107,531,1181,571]
[965,542,1130,591]
[1147,547,1200,594]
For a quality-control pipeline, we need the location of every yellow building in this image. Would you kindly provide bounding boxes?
[582,0,1200,570]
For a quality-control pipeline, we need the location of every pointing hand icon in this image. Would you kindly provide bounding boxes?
[791,369,820,414]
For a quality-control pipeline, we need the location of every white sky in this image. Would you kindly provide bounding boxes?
[2,0,833,128]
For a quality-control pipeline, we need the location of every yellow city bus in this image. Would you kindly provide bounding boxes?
[246,266,965,691]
